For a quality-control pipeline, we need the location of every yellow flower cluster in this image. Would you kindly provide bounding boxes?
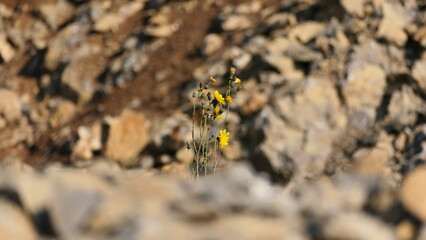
[219,129,229,148]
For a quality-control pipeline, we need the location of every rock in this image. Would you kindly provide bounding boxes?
[266,77,346,179]
[93,1,144,32]
[241,92,268,115]
[343,64,386,115]
[94,13,124,32]
[288,22,325,43]
[348,39,390,74]
[386,85,424,130]
[0,33,15,62]
[71,123,102,162]
[353,132,394,175]
[340,0,367,17]
[84,193,138,237]
[45,23,90,71]
[396,220,415,240]
[61,54,106,103]
[222,15,252,31]
[105,110,149,167]
[144,13,179,37]
[266,37,291,54]
[5,172,51,215]
[49,171,112,238]
[0,200,38,240]
[232,52,252,70]
[202,33,223,56]
[323,212,396,240]
[401,165,426,221]
[414,27,426,47]
[377,2,411,46]
[49,100,77,127]
[39,0,75,29]
[176,146,193,164]
[0,3,13,18]
[413,54,426,92]
[263,55,304,82]
[0,89,21,122]
[285,42,322,62]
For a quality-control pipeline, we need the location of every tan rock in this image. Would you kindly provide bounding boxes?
[377,2,410,46]
[176,146,194,164]
[222,15,252,31]
[343,65,386,113]
[353,132,394,175]
[263,55,304,82]
[49,170,112,238]
[39,0,75,29]
[414,27,426,47]
[413,55,426,91]
[8,173,51,215]
[49,100,77,127]
[241,92,268,115]
[94,13,124,32]
[71,123,102,161]
[0,89,21,122]
[401,166,426,221]
[288,22,325,43]
[387,85,424,129]
[0,200,38,240]
[0,33,15,62]
[45,23,90,71]
[105,110,149,166]
[396,220,415,240]
[202,34,223,55]
[62,54,106,103]
[341,0,367,17]
[324,212,395,240]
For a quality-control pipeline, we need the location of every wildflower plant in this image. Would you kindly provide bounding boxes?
[189,67,241,178]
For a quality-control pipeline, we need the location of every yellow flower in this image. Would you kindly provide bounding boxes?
[209,76,216,83]
[226,95,232,103]
[215,106,222,120]
[235,78,241,83]
[215,90,225,105]
[219,129,229,148]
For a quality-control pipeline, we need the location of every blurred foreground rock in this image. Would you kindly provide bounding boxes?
[0,163,410,240]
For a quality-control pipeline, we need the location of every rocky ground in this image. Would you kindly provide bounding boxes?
[1,0,426,239]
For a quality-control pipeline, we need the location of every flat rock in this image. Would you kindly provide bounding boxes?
[105,110,149,166]
[401,165,426,221]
